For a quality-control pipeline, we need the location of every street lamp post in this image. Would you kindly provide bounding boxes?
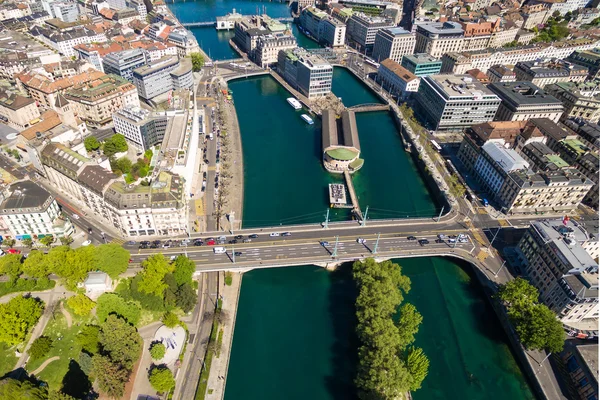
[494,260,506,278]
[332,236,339,258]
[373,232,380,254]
[490,227,501,246]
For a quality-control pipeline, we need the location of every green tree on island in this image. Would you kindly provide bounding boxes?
[353,259,429,399]
[190,53,205,72]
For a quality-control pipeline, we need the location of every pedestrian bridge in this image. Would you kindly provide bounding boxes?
[182,17,294,28]
[348,103,390,113]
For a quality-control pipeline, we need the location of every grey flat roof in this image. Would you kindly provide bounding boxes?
[563,272,598,299]
[575,344,599,382]
[488,82,563,107]
[386,27,412,36]
[0,180,51,213]
[322,109,338,150]
[402,53,441,65]
[415,21,463,35]
[341,110,360,151]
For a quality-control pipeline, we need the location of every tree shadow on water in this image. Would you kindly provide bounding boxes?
[324,262,360,400]
[61,359,92,399]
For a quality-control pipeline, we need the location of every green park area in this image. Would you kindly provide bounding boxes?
[0,243,198,399]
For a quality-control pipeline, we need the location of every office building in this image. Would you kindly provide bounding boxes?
[545,81,600,123]
[474,141,530,194]
[65,74,139,126]
[559,343,598,397]
[486,65,516,83]
[51,1,79,23]
[400,53,442,77]
[416,74,501,131]
[278,47,333,99]
[132,56,192,101]
[514,60,588,88]
[488,82,564,123]
[372,28,415,63]
[299,7,346,48]
[30,26,107,58]
[0,90,41,130]
[255,33,297,68]
[377,59,419,100]
[346,13,394,52]
[102,48,149,82]
[517,219,598,336]
[0,180,74,239]
[167,29,200,58]
[234,15,289,57]
[414,21,464,58]
[112,106,167,151]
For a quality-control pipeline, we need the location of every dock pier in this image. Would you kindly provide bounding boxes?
[343,170,363,221]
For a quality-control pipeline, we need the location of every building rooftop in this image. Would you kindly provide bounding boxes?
[78,164,117,195]
[426,74,500,100]
[488,64,516,77]
[0,180,52,213]
[531,219,598,274]
[380,59,418,82]
[488,81,563,107]
[65,74,135,103]
[516,59,588,78]
[0,90,35,111]
[482,141,529,173]
[575,344,599,383]
[562,271,599,300]
[133,56,179,77]
[384,27,412,36]
[402,53,441,65]
[415,21,464,35]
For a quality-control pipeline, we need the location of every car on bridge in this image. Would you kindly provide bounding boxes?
[234,252,242,256]
[235,235,244,240]
[407,236,417,240]
[418,239,430,246]
[206,239,216,246]
[320,241,329,246]
[270,233,280,237]
[357,238,366,244]
[229,239,238,244]
[249,234,259,239]
[282,232,292,237]
[435,239,444,243]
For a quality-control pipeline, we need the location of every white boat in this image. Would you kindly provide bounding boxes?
[287,97,301,110]
[301,114,314,125]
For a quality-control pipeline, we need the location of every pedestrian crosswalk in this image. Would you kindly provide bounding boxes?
[477,250,488,262]
[111,237,126,245]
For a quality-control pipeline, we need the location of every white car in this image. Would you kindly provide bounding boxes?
[357,238,366,244]
[269,232,280,237]
[72,214,80,220]
[81,240,92,246]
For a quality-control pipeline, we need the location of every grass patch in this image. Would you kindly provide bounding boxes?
[224,272,232,286]
[0,278,55,297]
[0,342,18,376]
[194,300,222,400]
[25,308,83,391]
[216,329,224,358]
[138,308,163,327]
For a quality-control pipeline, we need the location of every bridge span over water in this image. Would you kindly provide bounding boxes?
[182,17,294,27]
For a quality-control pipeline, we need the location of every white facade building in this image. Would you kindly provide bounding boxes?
[372,27,415,63]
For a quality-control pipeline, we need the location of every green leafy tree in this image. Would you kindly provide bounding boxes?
[138,254,173,297]
[56,246,95,286]
[103,134,128,156]
[512,303,565,353]
[96,293,141,325]
[405,347,430,391]
[29,336,53,361]
[172,255,195,286]
[115,157,133,174]
[98,315,142,370]
[48,391,77,400]
[148,365,175,393]
[76,325,100,354]
[129,274,166,311]
[190,52,205,71]
[176,283,197,313]
[497,277,539,309]
[163,273,178,309]
[21,238,33,248]
[397,303,423,349]
[94,244,130,278]
[0,296,44,345]
[40,235,55,248]
[162,311,179,328]
[149,342,166,360]
[3,238,15,247]
[92,354,129,399]
[0,253,22,280]
[45,246,70,277]
[0,378,47,399]
[84,136,100,152]
[79,351,93,375]
[67,294,96,316]
[59,236,74,246]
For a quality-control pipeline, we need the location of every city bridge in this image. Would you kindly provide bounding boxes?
[181,17,294,28]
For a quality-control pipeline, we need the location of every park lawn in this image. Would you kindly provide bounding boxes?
[26,307,84,391]
[0,342,18,376]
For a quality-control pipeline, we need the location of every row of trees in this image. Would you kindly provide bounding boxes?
[0,295,44,346]
[353,259,429,399]
[0,243,130,287]
[84,134,128,156]
[497,278,565,353]
[0,377,77,399]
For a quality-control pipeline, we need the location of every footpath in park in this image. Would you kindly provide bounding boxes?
[205,272,242,400]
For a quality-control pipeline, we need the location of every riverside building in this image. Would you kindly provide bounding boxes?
[400,53,442,77]
[416,74,501,131]
[377,59,419,100]
[102,48,149,82]
[513,60,588,88]
[488,82,564,123]
[372,27,415,63]
[299,7,346,48]
[132,56,193,101]
[278,48,333,99]
[346,13,394,53]
[255,33,297,68]
[414,21,464,58]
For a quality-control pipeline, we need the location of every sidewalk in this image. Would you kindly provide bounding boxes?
[205,272,242,400]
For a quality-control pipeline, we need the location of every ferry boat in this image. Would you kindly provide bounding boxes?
[287,97,302,110]
[301,114,314,125]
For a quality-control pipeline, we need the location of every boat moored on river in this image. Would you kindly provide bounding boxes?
[287,97,301,110]
[301,114,313,124]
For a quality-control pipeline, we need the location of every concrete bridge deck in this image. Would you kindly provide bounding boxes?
[344,170,362,220]
[349,103,390,113]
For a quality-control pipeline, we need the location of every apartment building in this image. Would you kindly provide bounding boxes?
[65,74,139,127]
[0,180,74,239]
[473,141,530,195]
[30,26,107,58]
[16,70,105,110]
[299,7,347,48]
[514,60,588,87]
[517,220,598,336]
[521,4,551,30]
[0,90,40,130]
[488,82,564,123]
[278,47,333,99]
[346,13,394,52]
[234,15,289,56]
[566,49,600,79]
[372,27,415,63]
[441,39,599,74]
[255,33,297,68]
[38,142,188,237]
[400,53,441,77]
[559,343,598,397]
[528,0,589,16]
[132,56,193,101]
[51,1,79,23]
[102,48,149,82]
[377,58,419,100]
[112,106,167,151]
[545,81,600,123]
[414,21,464,58]
[167,29,200,58]
[416,74,501,131]
[487,65,517,83]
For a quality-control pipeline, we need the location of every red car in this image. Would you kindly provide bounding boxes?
[6,249,21,254]
[206,239,215,246]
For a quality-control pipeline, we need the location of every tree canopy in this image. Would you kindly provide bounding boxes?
[138,255,173,297]
[76,325,100,354]
[103,134,128,156]
[94,244,130,278]
[173,255,195,286]
[0,253,22,280]
[67,294,96,316]
[92,354,130,399]
[190,53,205,72]
[353,259,429,399]
[29,336,53,361]
[0,378,47,400]
[22,251,49,278]
[96,293,141,325]
[150,342,166,360]
[0,295,44,345]
[148,365,175,393]
[98,315,142,370]
[84,136,100,152]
